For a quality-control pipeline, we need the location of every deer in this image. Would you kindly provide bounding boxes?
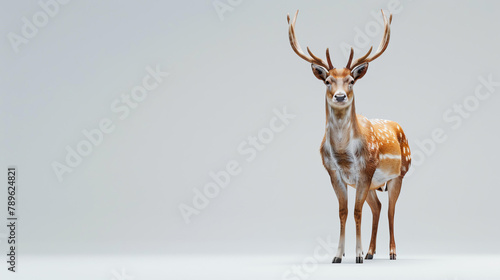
[287,10,411,263]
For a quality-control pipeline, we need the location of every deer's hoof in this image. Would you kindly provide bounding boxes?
[365,253,373,260]
[332,257,342,263]
[390,253,397,260]
[356,256,364,264]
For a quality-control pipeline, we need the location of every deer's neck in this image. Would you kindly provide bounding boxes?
[325,99,362,151]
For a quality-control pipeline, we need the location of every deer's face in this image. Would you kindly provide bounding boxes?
[311,63,368,109]
[287,9,392,109]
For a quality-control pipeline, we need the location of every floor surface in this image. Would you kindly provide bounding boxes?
[1,254,499,280]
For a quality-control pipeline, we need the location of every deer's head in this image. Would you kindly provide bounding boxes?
[287,10,392,109]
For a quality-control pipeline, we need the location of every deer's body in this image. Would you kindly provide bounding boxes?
[321,109,411,191]
[287,10,411,263]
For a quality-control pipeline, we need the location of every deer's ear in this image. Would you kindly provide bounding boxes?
[352,63,369,81]
[311,64,328,81]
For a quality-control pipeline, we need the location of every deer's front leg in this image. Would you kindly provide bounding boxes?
[354,179,371,264]
[328,170,348,264]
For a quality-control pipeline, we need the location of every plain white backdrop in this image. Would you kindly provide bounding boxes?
[1,0,500,279]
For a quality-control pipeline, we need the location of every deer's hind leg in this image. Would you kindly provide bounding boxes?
[387,176,403,260]
[365,189,381,260]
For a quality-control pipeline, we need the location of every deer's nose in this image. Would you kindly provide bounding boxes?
[334,93,347,102]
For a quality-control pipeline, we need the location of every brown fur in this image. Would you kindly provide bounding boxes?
[288,9,400,263]
[319,68,410,262]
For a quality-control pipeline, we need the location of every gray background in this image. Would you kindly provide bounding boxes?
[1,0,499,267]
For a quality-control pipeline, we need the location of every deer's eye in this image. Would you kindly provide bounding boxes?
[349,80,354,85]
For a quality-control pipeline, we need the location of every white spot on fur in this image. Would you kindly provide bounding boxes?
[379,154,401,160]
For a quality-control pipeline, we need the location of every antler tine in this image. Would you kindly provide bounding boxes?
[350,46,373,68]
[287,10,331,69]
[326,48,334,69]
[349,10,392,69]
[365,10,391,62]
[345,47,354,69]
[307,47,329,68]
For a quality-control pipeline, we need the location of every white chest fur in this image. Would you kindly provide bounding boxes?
[323,134,365,186]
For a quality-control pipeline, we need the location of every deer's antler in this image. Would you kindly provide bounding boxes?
[287,10,333,70]
[347,10,392,69]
